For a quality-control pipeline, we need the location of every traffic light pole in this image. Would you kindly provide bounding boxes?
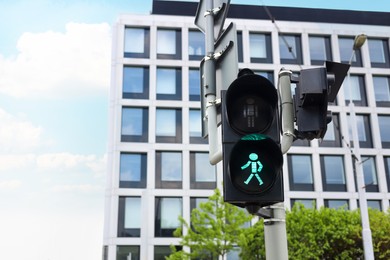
[203,0,222,165]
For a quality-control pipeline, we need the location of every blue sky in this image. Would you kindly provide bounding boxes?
[0,0,390,259]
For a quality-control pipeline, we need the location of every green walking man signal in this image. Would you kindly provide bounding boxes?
[241,153,263,185]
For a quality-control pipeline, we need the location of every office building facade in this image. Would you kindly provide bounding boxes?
[103,1,390,259]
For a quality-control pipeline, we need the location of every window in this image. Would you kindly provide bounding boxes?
[117,246,140,260]
[348,114,373,148]
[291,199,316,209]
[367,200,382,210]
[320,114,341,147]
[237,31,243,62]
[190,152,216,189]
[119,153,147,188]
[361,156,378,192]
[155,151,182,189]
[384,157,390,192]
[339,37,363,67]
[123,66,149,99]
[189,68,201,101]
[368,38,390,68]
[157,28,181,59]
[320,155,346,191]
[249,33,272,63]
[378,115,390,148]
[189,109,205,143]
[279,34,303,64]
[324,200,349,209]
[288,155,314,191]
[373,76,390,107]
[155,197,182,237]
[124,27,149,58]
[121,107,148,142]
[155,108,182,143]
[154,246,182,260]
[156,67,182,100]
[118,197,141,237]
[309,35,332,65]
[189,30,205,60]
[254,71,274,84]
[343,75,367,106]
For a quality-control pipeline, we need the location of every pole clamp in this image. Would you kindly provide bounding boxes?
[204,5,223,17]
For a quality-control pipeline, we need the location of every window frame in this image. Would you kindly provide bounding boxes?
[155,151,183,189]
[339,37,363,67]
[122,66,149,99]
[288,154,314,191]
[320,113,342,147]
[373,75,390,107]
[249,32,273,63]
[309,35,332,65]
[155,197,182,237]
[348,114,373,148]
[124,27,150,58]
[121,107,148,142]
[157,28,182,60]
[117,196,141,237]
[368,38,390,68]
[320,155,347,192]
[155,108,182,143]
[119,152,147,188]
[279,34,303,65]
[188,30,205,61]
[344,74,367,106]
[190,152,216,189]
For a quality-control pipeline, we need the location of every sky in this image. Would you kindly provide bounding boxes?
[0,0,390,259]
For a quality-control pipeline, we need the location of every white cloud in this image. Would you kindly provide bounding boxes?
[0,22,111,98]
[49,184,103,193]
[0,180,22,190]
[36,152,101,170]
[0,108,43,153]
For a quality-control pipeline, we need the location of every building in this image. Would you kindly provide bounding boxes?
[103,1,390,259]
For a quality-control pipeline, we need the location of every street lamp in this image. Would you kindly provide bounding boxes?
[347,33,374,260]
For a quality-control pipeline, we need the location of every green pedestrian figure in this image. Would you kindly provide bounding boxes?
[241,153,263,185]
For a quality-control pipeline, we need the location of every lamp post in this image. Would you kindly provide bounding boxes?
[347,34,374,260]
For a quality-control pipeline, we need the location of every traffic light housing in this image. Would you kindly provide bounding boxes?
[221,69,283,213]
[293,62,350,140]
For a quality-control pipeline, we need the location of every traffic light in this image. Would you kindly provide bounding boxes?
[293,61,350,140]
[221,68,283,214]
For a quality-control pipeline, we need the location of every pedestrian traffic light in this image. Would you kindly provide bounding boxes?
[293,61,350,140]
[221,68,283,214]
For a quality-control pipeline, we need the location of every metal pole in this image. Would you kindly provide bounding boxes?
[264,202,289,260]
[348,49,374,260]
[203,0,222,165]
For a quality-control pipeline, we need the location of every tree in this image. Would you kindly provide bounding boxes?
[238,219,265,260]
[167,189,253,259]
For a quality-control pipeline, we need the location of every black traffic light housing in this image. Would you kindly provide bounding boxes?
[293,61,350,140]
[221,69,283,214]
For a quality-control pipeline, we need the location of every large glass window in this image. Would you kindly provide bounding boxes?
[373,76,390,107]
[155,197,182,237]
[339,37,363,67]
[309,35,332,65]
[157,28,181,59]
[249,33,272,63]
[124,27,149,58]
[324,199,349,209]
[118,197,141,237]
[367,200,382,210]
[117,246,140,260]
[279,34,303,64]
[237,31,243,62]
[190,152,216,189]
[154,246,181,260]
[156,108,182,143]
[368,38,390,68]
[121,107,148,142]
[343,75,367,106]
[155,151,182,189]
[378,115,390,148]
[361,156,378,192]
[156,67,181,100]
[119,153,147,188]
[189,109,205,144]
[288,155,314,191]
[189,30,205,60]
[320,155,346,191]
[384,157,390,192]
[320,114,341,147]
[348,114,373,148]
[291,199,316,209]
[123,66,149,99]
[189,68,201,101]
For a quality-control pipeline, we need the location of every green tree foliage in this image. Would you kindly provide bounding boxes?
[238,219,265,260]
[166,189,253,260]
[369,209,390,259]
